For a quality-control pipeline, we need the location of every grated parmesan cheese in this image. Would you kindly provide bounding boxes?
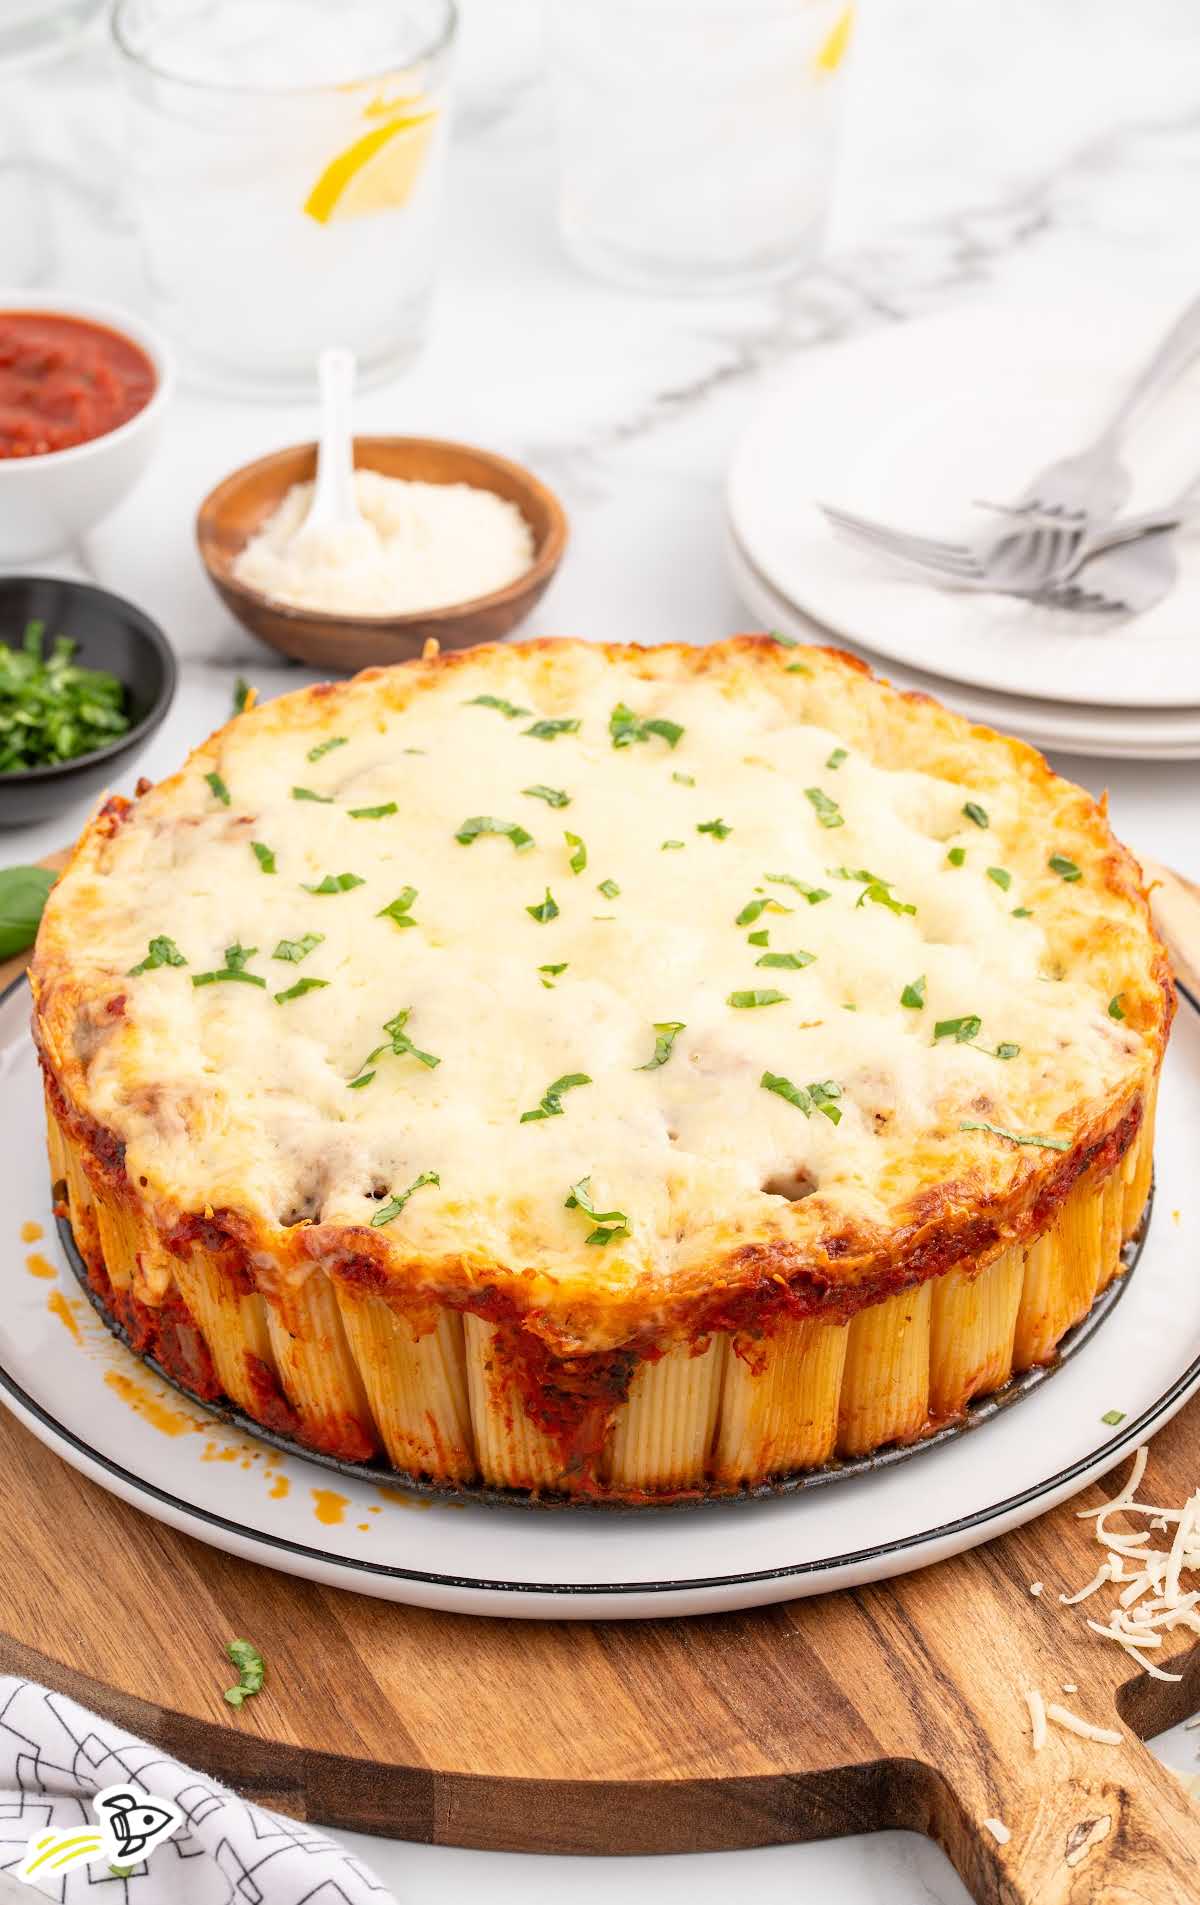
[1045,1703,1122,1746]
[1025,1686,1047,1751]
[1064,1446,1200,1684]
[1061,1682,1078,1694]
[1028,1581,1043,1597]
[983,1817,1011,1845]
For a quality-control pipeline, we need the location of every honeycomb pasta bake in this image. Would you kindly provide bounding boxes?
[31,638,1172,1501]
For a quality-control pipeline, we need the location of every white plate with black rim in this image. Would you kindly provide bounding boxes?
[2,976,1197,1621]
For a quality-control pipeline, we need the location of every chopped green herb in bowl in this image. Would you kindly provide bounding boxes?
[0,620,130,772]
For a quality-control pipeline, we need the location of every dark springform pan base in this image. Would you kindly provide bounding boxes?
[57,1187,1151,1514]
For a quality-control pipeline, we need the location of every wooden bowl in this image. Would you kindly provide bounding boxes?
[196,437,568,673]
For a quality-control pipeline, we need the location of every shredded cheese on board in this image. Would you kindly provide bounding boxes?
[1064,1446,1200,1684]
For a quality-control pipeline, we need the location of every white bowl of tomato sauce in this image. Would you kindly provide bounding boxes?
[0,293,174,562]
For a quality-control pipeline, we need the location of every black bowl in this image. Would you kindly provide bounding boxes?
[0,576,177,828]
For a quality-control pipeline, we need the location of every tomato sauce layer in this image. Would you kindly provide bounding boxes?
[0,311,156,459]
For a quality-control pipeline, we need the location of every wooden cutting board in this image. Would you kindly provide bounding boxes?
[2,859,1200,1904]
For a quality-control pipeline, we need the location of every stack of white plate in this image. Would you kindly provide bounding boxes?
[726,303,1200,760]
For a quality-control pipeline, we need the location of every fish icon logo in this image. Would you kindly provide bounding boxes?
[16,1782,182,1884]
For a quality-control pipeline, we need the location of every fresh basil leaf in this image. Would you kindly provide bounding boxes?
[273,932,323,963]
[597,877,620,899]
[804,786,843,829]
[520,1072,592,1122]
[526,888,559,923]
[205,770,230,806]
[456,815,534,850]
[901,975,926,1009]
[466,694,531,719]
[987,866,1011,890]
[757,950,814,969]
[564,1175,630,1246]
[523,784,570,808]
[292,785,333,803]
[303,872,364,893]
[128,934,186,976]
[825,747,847,770]
[947,847,966,867]
[524,717,581,741]
[371,1169,440,1227]
[307,735,347,762]
[1049,853,1081,882]
[933,1014,982,1044]
[233,677,253,715]
[728,988,788,1007]
[959,1120,1069,1151]
[378,887,418,927]
[697,817,732,840]
[609,703,683,750]
[0,865,57,960]
[1108,993,1126,1021]
[764,873,830,904]
[963,801,989,829]
[637,1021,685,1070]
[251,841,276,873]
[349,803,398,819]
[565,831,587,874]
[274,977,329,1004]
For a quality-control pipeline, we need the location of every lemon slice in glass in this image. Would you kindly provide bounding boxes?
[304,110,438,225]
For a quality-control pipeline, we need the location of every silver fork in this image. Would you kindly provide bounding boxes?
[1037,473,1200,616]
[820,291,1200,595]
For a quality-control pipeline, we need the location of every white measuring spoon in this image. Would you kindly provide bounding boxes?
[289,346,365,555]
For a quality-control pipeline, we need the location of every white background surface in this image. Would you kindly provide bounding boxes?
[6,0,1200,1898]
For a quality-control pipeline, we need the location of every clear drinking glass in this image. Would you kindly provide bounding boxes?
[543,0,852,295]
[112,0,457,394]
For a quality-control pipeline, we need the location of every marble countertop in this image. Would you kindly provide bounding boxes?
[6,0,1200,1898]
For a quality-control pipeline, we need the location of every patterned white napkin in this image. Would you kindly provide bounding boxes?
[0,1679,395,1902]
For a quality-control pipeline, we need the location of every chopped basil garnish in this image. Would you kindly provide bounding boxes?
[1108,993,1126,1021]
[303,872,364,893]
[728,988,788,1008]
[539,962,568,989]
[768,629,799,647]
[233,677,253,715]
[757,950,814,969]
[273,932,323,962]
[349,802,398,819]
[371,1169,440,1227]
[565,1176,630,1247]
[736,896,792,927]
[1101,1409,1126,1426]
[456,815,534,850]
[934,1014,982,1044]
[697,817,732,840]
[901,976,926,1009]
[672,771,695,787]
[748,929,769,947]
[520,1072,592,1123]
[805,786,843,829]
[224,1638,264,1708]
[292,785,333,803]
[523,784,570,808]
[987,866,1011,890]
[661,839,684,851]
[637,1021,685,1070]
[205,769,230,806]
[826,747,847,770]
[959,1120,1069,1151]
[609,703,684,750]
[524,717,581,741]
[786,662,810,674]
[128,935,186,975]
[595,877,619,900]
[565,831,587,874]
[193,942,265,989]
[527,888,559,923]
[350,1007,441,1086]
[947,847,966,867]
[274,976,328,1004]
[466,694,531,719]
[764,873,830,905]
[378,887,418,928]
[993,1041,1021,1060]
[307,735,347,762]
[1049,853,1081,881]
[347,1072,374,1089]
[830,866,916,916]
[761,1072,843,1124]
[251,841,276,874]
[1012,906,1033,918]
[963,801,989,828]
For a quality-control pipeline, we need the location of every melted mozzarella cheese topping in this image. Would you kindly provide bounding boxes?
[48,645,1148,1303]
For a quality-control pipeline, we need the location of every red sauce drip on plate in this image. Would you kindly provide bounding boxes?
[0,311,156,458]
